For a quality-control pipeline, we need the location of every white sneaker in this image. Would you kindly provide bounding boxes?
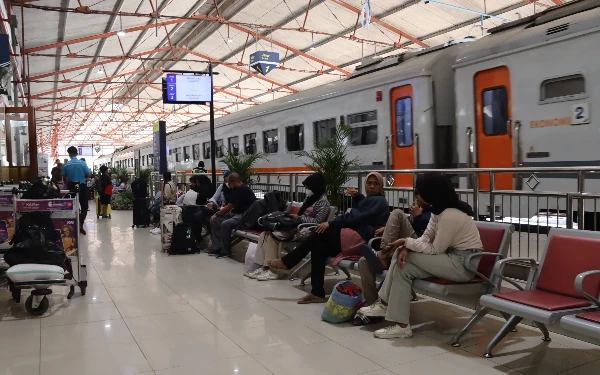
[150,228,161,235]
[358,299,387,317]
[257,270,279,281]
[374,324,412,339]
[247,268,264,279]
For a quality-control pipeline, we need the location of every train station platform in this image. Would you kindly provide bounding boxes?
[0,211,599,375]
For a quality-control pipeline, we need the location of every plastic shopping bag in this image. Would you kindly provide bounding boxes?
[244,243,261,275]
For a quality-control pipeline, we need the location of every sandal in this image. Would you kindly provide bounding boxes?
[267,258,288,270]
[297,293,328,304]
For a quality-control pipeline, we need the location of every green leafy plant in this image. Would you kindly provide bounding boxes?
[220,151,267,184]
[296,123,360,207]
[112,189,133,210]
[139,168,152,182]
[109,165,128,179]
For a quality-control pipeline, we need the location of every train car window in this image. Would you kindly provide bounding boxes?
[541,74,585,102]
[216,139,224,158]
[286,125,304,152]
[263,129,279,154]
[148,154,153,165]
[348,111,377,146]
[228,136,240,155]
[142,156,145,167]
[183,146,190,162]
[203,142,211,159]
[395,97,413,147]
[313,118,336,148]
[482,87,509,136]
[244,133,257,155]
[192,144,200,161]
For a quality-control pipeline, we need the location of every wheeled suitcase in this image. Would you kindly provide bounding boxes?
[95,196,111,219]
[169,223,199,255]
[132,198,150,228]
[160,205,182,251]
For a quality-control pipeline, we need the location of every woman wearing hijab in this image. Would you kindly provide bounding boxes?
[248,173,330,281]
[269,172,390,304]
[358,172,483,339]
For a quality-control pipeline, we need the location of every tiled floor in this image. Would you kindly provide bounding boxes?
[1,211,599,375]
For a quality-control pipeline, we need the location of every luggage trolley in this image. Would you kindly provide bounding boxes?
[9,193,87,315]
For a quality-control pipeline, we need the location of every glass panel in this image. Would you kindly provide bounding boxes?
[286,125,304,151]
[482,88,509,136]
[395,98,413,147]
[350,125,378,145]
[542,75,585,100]
[228,136,239,155]
[313,118,336,148]
[203,142,210,159]
[192,144,200,160]
[3,113,30,167]
[263,129,279,154]
[215,139,224,158]
[244,133,257,154]
[348,111,377,125]
[183,146,190,162]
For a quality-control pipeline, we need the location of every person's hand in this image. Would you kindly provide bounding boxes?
[375,227,385,237]
[345,187,359,198]
[410,203,423,218]
[397,248,409,270]
[289,213,299,220]
[315,222,329,234]
[206,202,214,210]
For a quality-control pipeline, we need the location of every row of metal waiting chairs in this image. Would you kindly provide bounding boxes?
[231,202,600,358]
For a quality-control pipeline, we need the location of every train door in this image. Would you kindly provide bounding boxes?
[474,66,513,190]
[390,85,415,187]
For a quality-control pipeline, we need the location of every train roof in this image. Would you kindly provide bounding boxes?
[455,0,600,67]
[212,40,472,129]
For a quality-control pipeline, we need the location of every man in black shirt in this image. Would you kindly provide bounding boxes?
[209,172,256,258]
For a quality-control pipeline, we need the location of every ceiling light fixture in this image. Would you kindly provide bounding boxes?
[310,33,316,50]
[117,13,126,36]
[97,67,103,74]
[227,24,233,43]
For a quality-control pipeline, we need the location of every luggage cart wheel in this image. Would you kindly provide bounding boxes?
[25,295,49,316]
[79,280,87,296]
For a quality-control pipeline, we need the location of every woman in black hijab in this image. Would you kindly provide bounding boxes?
[248,173,330,281]
[357,172,483,339]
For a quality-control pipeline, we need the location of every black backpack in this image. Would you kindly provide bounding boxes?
[169,223,199,255]
[261,212,302,232]
[21,179,60,200]
[5,212,66,267]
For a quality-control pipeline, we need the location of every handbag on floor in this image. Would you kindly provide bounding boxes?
[321,281,363,324]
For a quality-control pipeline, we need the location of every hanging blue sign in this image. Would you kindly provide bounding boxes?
[249,51,279,76]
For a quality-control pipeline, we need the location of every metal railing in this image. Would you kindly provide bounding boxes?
[148,167,600,261]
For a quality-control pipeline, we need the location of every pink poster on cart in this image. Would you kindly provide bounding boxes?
[0,211,14,244]
[52,218,78,257]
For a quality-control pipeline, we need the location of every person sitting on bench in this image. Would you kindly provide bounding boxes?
[269,172,389,304]
[357,172,483,339]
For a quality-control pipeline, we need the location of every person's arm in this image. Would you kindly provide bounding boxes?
[300,198,329,224]
[83,163,92,178]
[405,213,461,254]
[209,184,223,204]
[215,203,234,216]
[329,197,387,228]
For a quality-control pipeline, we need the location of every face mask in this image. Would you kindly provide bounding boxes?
[305,189,313,197]
[226,183,232,189]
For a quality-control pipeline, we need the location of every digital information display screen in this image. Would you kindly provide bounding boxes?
[162,74,212,104]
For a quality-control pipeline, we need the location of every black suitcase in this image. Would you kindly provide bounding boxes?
[169,223,199,255]
[132,197,150,228]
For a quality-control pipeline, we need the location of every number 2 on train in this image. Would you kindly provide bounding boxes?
[571,102,590,125]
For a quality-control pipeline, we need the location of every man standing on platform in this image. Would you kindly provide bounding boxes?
[62,146,92,235]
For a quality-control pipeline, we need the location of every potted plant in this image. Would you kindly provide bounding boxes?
[220,151,267,184]
[296,123,360,208]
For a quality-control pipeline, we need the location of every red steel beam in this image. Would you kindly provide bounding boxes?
[551,0,562,5]
[328,0,429,48]
[229,24,351,76]
[29,47,171,81]
[38,109,207,115]
[36,85,127,109]
[178,47,298,93]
